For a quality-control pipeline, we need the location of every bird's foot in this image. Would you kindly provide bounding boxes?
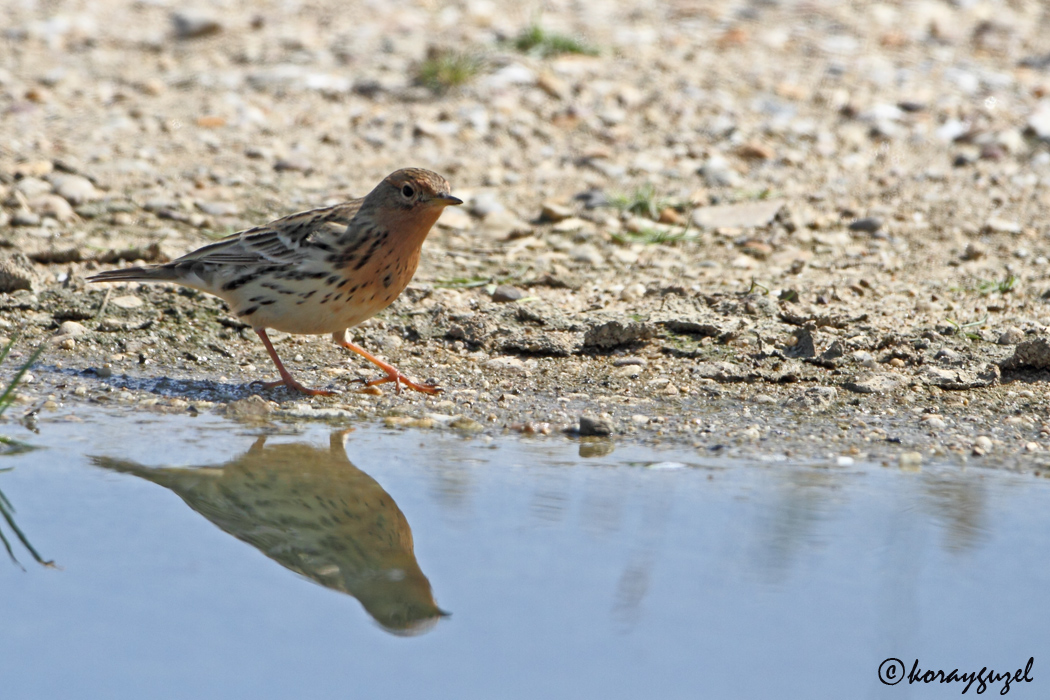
[251,378,335,396]
[355,371,442,395]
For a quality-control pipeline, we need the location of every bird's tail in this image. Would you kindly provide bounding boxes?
[87,265,177,284]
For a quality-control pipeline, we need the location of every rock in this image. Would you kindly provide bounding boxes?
[698,155,741,187]
[842,372,900,394]
[613,357,647,368]
[491,284,524,303]
[28,194,76,222]
[579,413,614,437]
[0,253,37,293]
[973,435,993,456]
[469,191,504,218]
[51,174,99,205]
[437,205,473,230]
[172,11,222,39]
[785,328,816,358]
[14,177,53,198]
[921,415,946,430]
[735,142,775,160]
[477,209,530,238]
[551,217,589,233]
[899,452,923,469]
[998,327,1024,345]
[569,244,604,266]
[1026,103,1050,141]
[55,321,88,337]
[449,417,484,433]
[583,320,653,349]
[691,199,785,229]
[224,395,276,420]
[984,217,1021,234]
[274,155,314,173]
[110,295,144,309]
[619,283,646,302]
[11,211,41,226]
[540,201,573,222]
[784,386,837,409]
[1000,337,1050,370]
[848,217,881,233]
[195,201,240,216]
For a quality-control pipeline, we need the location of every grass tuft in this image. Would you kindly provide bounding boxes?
[513,24,598,58]
[0,335,52,569]
[416,48,484,93]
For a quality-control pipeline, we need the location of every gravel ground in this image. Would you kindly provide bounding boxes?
[3,0,1050,469]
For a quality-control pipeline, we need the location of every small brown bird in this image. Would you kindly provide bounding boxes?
[89,168,461,395]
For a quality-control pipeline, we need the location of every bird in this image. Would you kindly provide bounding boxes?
[91,430,448,635]
[88,168,462,396]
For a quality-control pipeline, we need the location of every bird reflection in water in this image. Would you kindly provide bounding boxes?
[91,430,446,635]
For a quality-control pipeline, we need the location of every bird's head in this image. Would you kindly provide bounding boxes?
[373,168,462,212]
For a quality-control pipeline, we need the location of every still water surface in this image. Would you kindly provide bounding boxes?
[1,411,1047,699]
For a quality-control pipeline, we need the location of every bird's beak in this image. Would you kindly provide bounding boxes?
[433,193,463,207]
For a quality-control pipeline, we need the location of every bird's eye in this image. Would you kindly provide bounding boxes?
[401,184,415,198]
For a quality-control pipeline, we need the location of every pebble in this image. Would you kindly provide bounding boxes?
[110,294,144,309]
[698,155,741,187]
[29,194,76,222]
[899,452,923,469]
[491,284,524,302]
[921,415,946,430]
[469,191,504,218]
[848,217,881,233]
[630,414,650,425]
[12,211,41,226]
[619,283,646,302]
[1027,105,1050,141]
[224,395,276,420]
[195,201,240,217]
[51,174,99,205]
[985,217,1021,234]
[14,177,53,198]
[973,435,993,456]
[691,199,785,229]
[570,244,604,266]
[998,327,1024,345]
[612,356,646,368]
[579,413,614,437]
[172,11,222,39]
[541,202,573,222]
[437,206,473,230]
[274,156,314,173]
[55,320,87,337]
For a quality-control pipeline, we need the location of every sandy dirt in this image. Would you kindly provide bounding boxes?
[3,0,1050,468]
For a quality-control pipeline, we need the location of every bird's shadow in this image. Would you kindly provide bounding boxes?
[53,365,333,404]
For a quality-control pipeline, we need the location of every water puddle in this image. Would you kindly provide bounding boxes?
[1,410,1048,698]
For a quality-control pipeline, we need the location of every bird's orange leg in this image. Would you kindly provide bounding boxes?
[253,328,334,396]
[333,330,441,395]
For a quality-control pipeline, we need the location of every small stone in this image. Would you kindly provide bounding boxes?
[469,191,504,218]
[698,155,741,187]
[274,155,314,173]
[973,436,993,455]
[51,174,99,205]
[437,206,473,230]
[0,252,37,293]
[14,177,53,198]
[29,194,76,222]
[921,415,946,430]
[735,142,775,160]
[1026,442,1041,452]
[1000,337,1050,370]
[899,452,923,469]
[224,395,276,420]
[583,320,653,349]
[570,244,604,266]
[195,201,240,217]
[1026,104,1050,141]
[579,413,614,437]
[998,327,1024,345]
[110,295,144,309]
[691,199,785,229]
[449,416,483,433]
[630,414,650,425]
[848,217,882,233]
[984,217,1021,234]
[540,201,573,222]
[491,284,524,303]
[55,321,87,337]
[172,11,222,39]
[613,357,646,368]
[619,283,647,302]
[843,372,900,394]
[11,211,41,226]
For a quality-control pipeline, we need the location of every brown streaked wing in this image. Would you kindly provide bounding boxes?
[172,200,364,267]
